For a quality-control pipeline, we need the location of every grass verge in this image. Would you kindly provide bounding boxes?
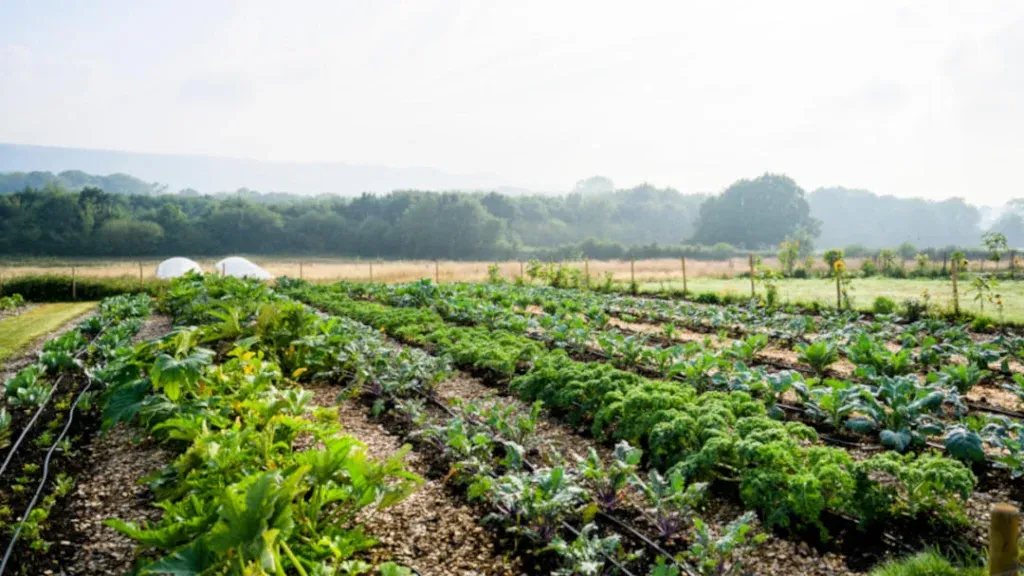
[0,302,97,363]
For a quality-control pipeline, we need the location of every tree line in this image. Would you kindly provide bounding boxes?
[0,171,1014,259]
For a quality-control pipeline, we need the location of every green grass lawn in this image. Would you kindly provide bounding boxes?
[636,277,1024,322]
[0,302,97,363]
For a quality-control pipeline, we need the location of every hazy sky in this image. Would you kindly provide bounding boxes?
[1,1,1022,201]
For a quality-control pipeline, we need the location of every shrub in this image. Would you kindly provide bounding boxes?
[844,244,871,258]
[694,292,721,305]
[901,298,929,322]
[872,296,897,315]
[861,260,878,277]
[970,315,995,333]
[3,274,164,302]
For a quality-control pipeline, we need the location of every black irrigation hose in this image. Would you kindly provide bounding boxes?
[0,336,98,481]
[0,374,64,481]
[0,376,95,574]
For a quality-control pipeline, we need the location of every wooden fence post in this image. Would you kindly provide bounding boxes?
[584,256,590,289]
[71,266,77,301]
[990,503,1019,575]
[681,256,687,294]
[434,260,440,283]
[630,255,636,289]
[299,261,304,279]
[952,257,960,316]
[831,272,839,309]
[748,253,755,297]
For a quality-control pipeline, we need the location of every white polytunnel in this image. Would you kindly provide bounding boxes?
[215,256,274,280]
[155,257,203,279]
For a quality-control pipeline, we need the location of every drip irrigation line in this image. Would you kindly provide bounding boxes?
[0,330,103,482]
[413,389,700,576]
[0,374,64,481]
[0,376,95,575]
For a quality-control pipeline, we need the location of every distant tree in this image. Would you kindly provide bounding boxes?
[897,242,917,267]
[94,219,164,255]
[573,176,614,195]
[982,231,1009,270]
[691,173,819,249]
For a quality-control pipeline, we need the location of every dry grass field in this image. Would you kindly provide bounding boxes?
[0,255,996,284]
[0,255,862,283]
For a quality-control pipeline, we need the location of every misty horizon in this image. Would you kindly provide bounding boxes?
[2,2,1023,203]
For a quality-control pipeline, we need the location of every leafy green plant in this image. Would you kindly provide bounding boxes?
[578,441,641,512]
[686,511,766,576]
[479,466,585,544]
[935,364,989,394]
[544,523,623,576]
[793,379,862,430]
[873,296,897,315]
[845,377,947,452]
[633,469,707,541]
[795,340,839,376]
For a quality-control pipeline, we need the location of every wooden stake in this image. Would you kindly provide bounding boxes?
[748,253,755,297]
[990,503,1019,575]
[836,273,841,310]
[952,257,960,316]
[71,266,77,301]
[681,256,687,294]
[630,255,636,289]
[584,256,590,289]
[299,261,304,279]
[434,260,440,283]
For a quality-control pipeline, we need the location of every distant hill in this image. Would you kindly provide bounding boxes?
[0,169,158,195]
[0,143,504,196]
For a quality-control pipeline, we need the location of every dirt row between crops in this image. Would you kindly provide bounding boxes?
[306,382,524,576]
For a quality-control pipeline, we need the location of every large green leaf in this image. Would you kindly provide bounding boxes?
[880,429,912,452]
[146,539,216,575]
[845,417,876,434]
[101,379,152,430]
[151,353,209,401]
[943,426,985,463]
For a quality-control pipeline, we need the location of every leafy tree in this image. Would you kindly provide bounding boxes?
[897,242,917,266]
[95,218,164,256]
[982,231,1008,269]
[691,173,819,249]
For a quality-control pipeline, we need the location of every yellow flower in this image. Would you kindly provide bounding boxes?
[833,260,846,273]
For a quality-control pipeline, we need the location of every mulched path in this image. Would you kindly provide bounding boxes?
[307,384,523,576]
[34,315,176,575]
